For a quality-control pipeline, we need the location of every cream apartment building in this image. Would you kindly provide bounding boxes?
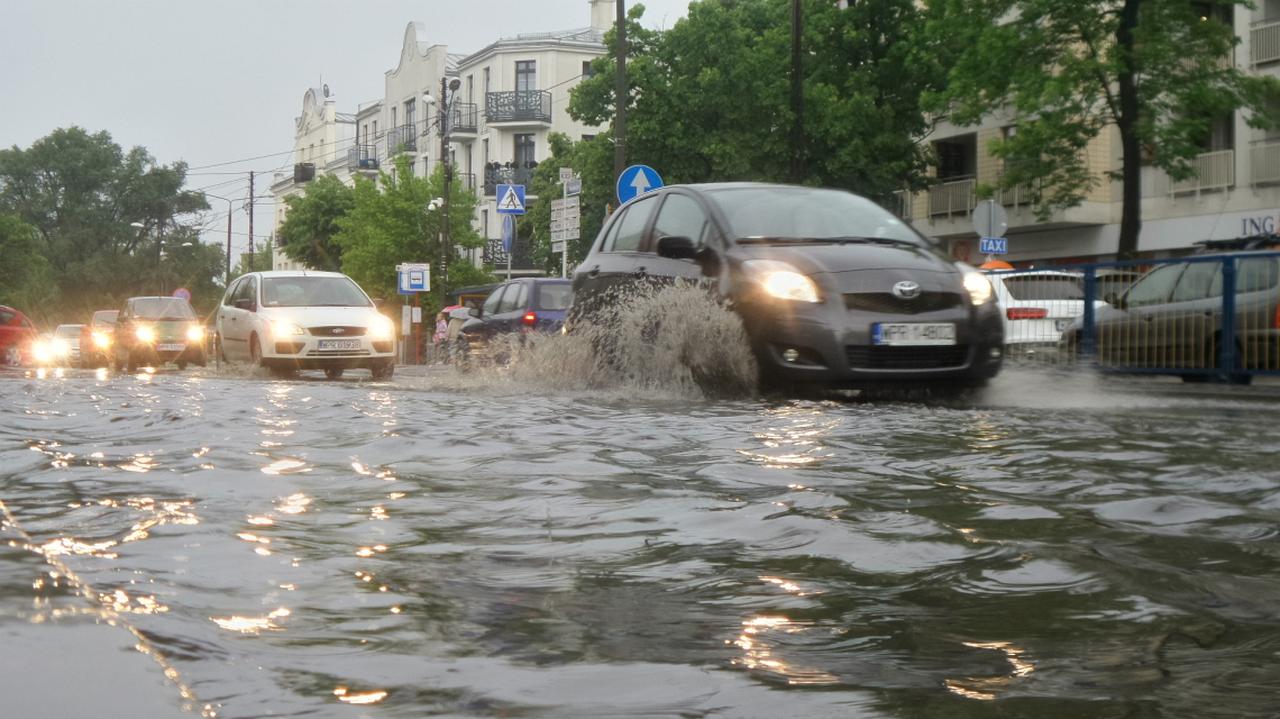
[899,0,1280,266]
[272,2,613,274]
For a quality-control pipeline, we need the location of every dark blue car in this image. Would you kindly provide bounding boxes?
[456,278,572,364]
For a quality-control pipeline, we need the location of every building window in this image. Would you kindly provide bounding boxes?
[483,138,489,167]
[582,60,595,79]
[483,67,491,97]
[404,99,416,132]
[373,120,378,138]
[467,75,474,103]
[1197,113,1235,152]
[933,134,977,180]
[483,209,489,239]
[391,106,397,128]
[582,134,596,142]
[515,133,536,167]
[516,60,536,91]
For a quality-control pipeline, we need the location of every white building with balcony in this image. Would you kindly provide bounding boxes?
[900,0,1280,265]
[269,85,356,271]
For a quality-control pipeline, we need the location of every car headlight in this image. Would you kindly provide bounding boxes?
[32,340,54,364]
[368,316,395,341]
[962,270,994,306]
[186,325,205,342]
[271,319,305,337]
[92,331,111,348]
[743,260,821,303]
[50,338,70,356]
[136,325,156,343]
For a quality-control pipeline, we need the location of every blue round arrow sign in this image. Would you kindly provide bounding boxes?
[616,164,664,204]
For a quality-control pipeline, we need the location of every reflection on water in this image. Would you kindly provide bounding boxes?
[2,367,1279,717]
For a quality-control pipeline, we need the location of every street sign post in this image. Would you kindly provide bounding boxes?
[551,181,583,278]
[397,262,431,294]
[496,184,526,215]
[972,199,1009,259]
[616,164,663,204]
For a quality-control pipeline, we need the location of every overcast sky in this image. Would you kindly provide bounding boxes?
[0,0,690,255]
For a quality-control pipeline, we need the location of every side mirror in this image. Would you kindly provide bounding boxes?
[656,235,699,260]
[234,298,255,311]
[1104,292,1123,309]
[469,307,480,318]
[372,298,385,310]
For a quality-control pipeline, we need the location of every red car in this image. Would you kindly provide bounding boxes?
[0,305,39,366]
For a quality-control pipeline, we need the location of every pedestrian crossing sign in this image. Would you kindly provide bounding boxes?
[496,184,526,215]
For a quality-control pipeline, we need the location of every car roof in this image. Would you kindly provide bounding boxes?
[249,270,349,278]
[986,270,1082,278]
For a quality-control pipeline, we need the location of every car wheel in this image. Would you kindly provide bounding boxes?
[216,333,227,363]
[324,367,344,380]
[370,361,394,381]
[249,334,263,367]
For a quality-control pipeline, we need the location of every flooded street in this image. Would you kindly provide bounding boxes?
[2,365,1279,718]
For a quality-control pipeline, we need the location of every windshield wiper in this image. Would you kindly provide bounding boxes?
[737,235,920,246]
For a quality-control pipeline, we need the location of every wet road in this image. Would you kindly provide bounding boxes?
[2,364,1279,718]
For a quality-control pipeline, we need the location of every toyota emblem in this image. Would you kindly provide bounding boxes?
[892,281,922,300]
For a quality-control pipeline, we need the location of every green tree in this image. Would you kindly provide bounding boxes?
[334,156,490,307]
[0,214,57,317]
[569,0,942,200]
[933,0,1280,258]
[0,127,208,318]
[231,239,274,278]
[277,174,355,271]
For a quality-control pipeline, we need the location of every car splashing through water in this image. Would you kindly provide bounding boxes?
[455,283,760,400]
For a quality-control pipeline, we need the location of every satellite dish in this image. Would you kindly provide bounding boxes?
[322,84,330,98]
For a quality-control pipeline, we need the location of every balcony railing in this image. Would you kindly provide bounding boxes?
[483,164,537,195]
[1252,18,1280,66]
[485,90,552,124]
[889,190,912,219]
[1253,139,1280,186]
[448,103,478,134]
[998,180,1038,208]
[346,144,380,172]
[928,176,976,217]
[1171,149,1235,194]
[386,123,417,156]
[482,236,538,271]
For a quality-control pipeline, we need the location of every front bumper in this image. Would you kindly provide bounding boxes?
[259,332,395,370]
[738,296,1004,388]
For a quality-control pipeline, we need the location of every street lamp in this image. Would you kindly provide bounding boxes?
[202,192,235,286]
[423,76,463,292]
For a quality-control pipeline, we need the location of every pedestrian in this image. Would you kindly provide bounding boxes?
[432,312,448,363]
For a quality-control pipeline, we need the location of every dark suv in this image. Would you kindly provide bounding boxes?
[456,278,572,362]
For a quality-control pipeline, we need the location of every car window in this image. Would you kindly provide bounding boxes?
[651,194,709,249]
[511,283,529,310]
[535,283,572,311]
[482,285,507,316]
[497,284,523,314]
[1125,264,1184,307]
[130,298,196,320]
[224,278,243,307]
[1238,257,1278,293]
[92,311,118,326]
[55,325,80,338]
[233,277,257,305]
[605,196,657,253]
[1001,275,1083,300]
[1171,261,1219,302]
[0,310,13,325]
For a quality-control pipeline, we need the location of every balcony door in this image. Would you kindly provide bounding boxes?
[516,61,536,92]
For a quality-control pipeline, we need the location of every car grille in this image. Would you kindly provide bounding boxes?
[846,345,970,370]
[843,292,963,315]
[309,326,366,337]
[306,349,371,357]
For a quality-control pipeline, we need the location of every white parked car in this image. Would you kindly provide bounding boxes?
[215,271,396,379]
[985,269,1105,354]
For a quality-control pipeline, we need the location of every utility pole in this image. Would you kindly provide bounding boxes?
[440,76,452,291]
[614,0,627,184]
[248,171,256,269]
[790,0,805,183]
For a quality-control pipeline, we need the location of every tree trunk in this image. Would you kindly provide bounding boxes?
[1115,0,1142,260]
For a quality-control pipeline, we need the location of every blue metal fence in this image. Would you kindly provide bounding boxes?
[988,252,1280,382]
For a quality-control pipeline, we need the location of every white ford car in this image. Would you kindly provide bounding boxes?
[215,271,397,379]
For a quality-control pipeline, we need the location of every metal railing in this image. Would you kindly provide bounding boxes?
[1252,139,1280,186]
[386,124,417,155]
[929,176,976,217]
[1171,149,1235,194]
[995,253,1280,381]
[482,236,538,270]
[346,144,380,172]
[485,90,552,124]
[1252,17,1280,65]
[483,165,536,195]
[449,103,478,134]
[998,181,1038,208]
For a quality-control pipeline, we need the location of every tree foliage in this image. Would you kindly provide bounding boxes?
[277,174,354,272]
[568,0,944,200]
[0,127,212,321]
[932,0,1280,257]
[333,156,491,309]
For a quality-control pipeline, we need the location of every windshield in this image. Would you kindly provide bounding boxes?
[1002,275,1084,300]
[92,310,118,326]
[55,325,81,337]
[131,298,196,320]
[709,187,927,246]
[535,283,572,311]
[262,276,372,308]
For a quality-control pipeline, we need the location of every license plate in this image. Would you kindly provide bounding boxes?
[318,339,361,351]
[1055,319,1070,331]
[872,323,956,346]
[157,343,185,352]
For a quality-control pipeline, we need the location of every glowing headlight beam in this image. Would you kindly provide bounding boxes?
[744,260,821,303]
[962,271,994,306]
